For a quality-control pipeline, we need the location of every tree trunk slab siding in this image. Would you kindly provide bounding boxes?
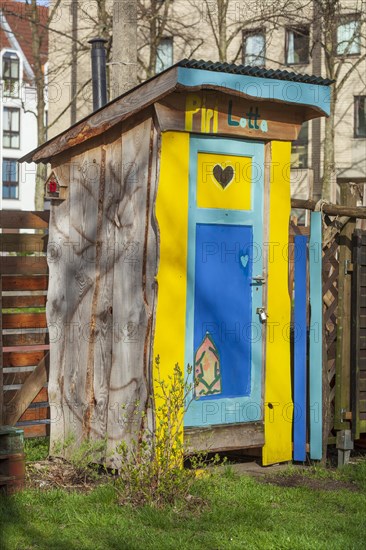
[21,65,332,465]
[46,120,158,464]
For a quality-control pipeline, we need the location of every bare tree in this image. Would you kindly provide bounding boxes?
[312,0,366,201]
[137,0,203,80]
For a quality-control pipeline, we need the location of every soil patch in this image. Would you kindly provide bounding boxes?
[262,473,359,492]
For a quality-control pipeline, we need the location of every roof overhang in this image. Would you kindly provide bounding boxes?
[20,61,332,165]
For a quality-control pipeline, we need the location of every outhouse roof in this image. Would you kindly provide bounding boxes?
[21,59,333,164]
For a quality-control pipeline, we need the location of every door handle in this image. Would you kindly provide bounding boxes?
[252,275,266,284]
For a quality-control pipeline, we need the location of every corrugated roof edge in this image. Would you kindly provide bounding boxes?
[178,59,334,86]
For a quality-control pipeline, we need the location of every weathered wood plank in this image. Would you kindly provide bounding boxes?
[3,353,49,425]
[46,159,81,452]
[0,210,49,229]
[2,333,49,348]
[66,147,100,445]
[1,256,48,275]
[351,230,362,439]
[90,140,119,443]
[335,185,357,430]
[2,295,47,309]
[107,119,155,465]
[2,313,47,330]
[18,406,49,423]
[4,386,48,405]
[185,422,264,454]
[20,424,48,438]
[1,276,48,291]
[3,351,47,368]
[0,233,48,252]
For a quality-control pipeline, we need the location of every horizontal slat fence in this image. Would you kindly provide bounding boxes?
[1,210,50,437]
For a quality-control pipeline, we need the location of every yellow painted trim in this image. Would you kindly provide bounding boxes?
[262,141,293,465]
[153,131,190,417]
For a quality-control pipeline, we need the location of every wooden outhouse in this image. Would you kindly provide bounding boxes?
[21,60,332,466]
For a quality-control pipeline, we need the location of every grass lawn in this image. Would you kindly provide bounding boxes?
[1,452,366,550]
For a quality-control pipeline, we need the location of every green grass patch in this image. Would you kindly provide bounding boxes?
[1,465,366,550]
[24,438,49,462]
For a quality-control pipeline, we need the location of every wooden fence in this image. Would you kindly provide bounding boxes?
[0,210,50,437]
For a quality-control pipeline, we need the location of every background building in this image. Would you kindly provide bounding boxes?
[0,0,48,210]
[45,1,366,205]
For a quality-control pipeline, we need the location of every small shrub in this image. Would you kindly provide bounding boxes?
[115,357,219,508]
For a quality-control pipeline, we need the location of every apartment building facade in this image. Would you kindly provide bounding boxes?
[0,0,48,210]
[48,0,366,203]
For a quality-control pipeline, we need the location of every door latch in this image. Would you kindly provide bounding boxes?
[256,308,267,323]
[252,275,266,284]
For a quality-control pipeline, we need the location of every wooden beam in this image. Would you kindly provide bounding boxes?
[0,233,48,253]
[334,184,357,430]
[3,352,49,426]
[0,211,49,229]
[1,276,48,291]
[291,198,366,219]
[1,256,48,276]
[184,422,264,454]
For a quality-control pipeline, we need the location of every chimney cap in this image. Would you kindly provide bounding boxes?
[88,37,108,47]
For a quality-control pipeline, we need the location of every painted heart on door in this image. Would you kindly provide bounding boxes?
[213,165,234,189]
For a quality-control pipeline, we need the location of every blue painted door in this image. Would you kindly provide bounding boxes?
[185,136,265,428]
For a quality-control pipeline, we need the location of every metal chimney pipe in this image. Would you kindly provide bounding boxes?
[88,38,108,111]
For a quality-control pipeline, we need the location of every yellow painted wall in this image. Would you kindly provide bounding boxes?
[153,131,190,414]
[262,141,293,465]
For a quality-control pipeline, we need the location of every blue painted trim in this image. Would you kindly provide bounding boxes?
[293,235,308,461]
[309,212,323,460]
[185,135,264,427]
[177,67,331,116]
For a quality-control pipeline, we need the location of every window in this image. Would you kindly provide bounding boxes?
[2,52,20,97]
[291,122,308,169]
[3,107,20,148]
[2,159,19,200]
[156,37,173,73]
[243,30,265,66]
[286,28,309,64]
[337,17,361,55]
[355,96,366,138]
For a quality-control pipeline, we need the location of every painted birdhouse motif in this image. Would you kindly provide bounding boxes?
[194,333,222,398]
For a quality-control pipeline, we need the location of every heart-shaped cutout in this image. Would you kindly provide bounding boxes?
[213,165,234,189]
[240,254,249,268]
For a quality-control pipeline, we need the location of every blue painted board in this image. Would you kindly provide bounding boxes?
[293,235,308,461]
[309,212,323,460]
[194,223,253,399]
[177,67,331,116]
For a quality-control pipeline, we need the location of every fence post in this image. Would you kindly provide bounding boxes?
[0,275,3,425]
[335,184,357,433]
